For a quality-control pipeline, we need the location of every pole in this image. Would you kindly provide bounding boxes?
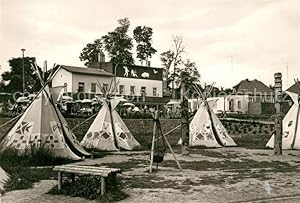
[21,48,26,94]
[274,72,283,155]
[180,73,189,155]
[149,111,158,172]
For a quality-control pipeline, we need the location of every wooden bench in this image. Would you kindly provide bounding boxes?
[53,164,122,196]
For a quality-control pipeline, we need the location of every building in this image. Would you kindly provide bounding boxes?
[188,79,275,115]
[232,79,275,114]
[51,62,167,107]
[51,65,113,98]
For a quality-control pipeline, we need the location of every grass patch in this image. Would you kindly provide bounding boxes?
[0,148,76,168]
[48,175,129,202]
[4,167,54,192]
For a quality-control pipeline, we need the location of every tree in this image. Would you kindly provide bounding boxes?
[1,57,41,93]
[79,39,103,66]
[133,26,157,65]
[102,18,134,65]
[160,35,185,80]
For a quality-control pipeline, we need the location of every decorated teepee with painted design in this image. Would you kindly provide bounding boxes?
[0,167,10,192]
[0,64,90,160]
[81,79,140,151]
[189,84,237,147]
[266,81,300,149]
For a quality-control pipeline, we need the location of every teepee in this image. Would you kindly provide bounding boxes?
[81,80,140,151]
[0,167,10,192]
[266,82,300,149]
[0,65,90,160]
[189,84,237,147]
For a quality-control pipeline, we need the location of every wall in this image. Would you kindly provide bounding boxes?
[189,95,249,114]
[116,77,163,97]
[72,73,112,93]
[52,68,72,92]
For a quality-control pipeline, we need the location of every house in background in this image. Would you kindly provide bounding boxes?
[51,62,167,107]
[232,79,275,114]
[188,79,275,115]
[51,65,113,99]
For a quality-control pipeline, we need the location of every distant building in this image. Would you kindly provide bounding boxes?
[52,62,167,107]
[51,65,113,97]
[188,79,276,115]
[232,79,275,114]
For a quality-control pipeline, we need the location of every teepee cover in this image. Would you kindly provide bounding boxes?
[190,101,237,148]
[266,91,300,149]
[0,167,10,192]
[81,98,140,151]
[0,86,90,160]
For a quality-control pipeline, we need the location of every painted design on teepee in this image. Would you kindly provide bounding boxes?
[15,121,32,134]
[216,124,228,139]
[195,123,214,141]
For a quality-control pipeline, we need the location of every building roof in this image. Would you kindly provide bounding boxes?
[286,81,300,94]
[233,79,273,95]
[61,65,113,77]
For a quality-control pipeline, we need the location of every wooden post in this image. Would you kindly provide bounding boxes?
[274,72,283,155]
[58,172,62,190]
[181,74,189,155]
[149,111,158,172]
[101,177,106,196]
[161,132,182,171]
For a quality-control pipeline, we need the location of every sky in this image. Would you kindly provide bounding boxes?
[0,0,299,89]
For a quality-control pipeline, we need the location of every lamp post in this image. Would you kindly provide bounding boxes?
[21,48,26,94]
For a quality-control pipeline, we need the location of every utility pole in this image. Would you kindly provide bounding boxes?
[180,73,189,155]
[21,48,26,94]
[274,72,283,155]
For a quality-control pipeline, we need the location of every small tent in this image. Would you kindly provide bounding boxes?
[266,82,300,149]
[0,85,91,160]
[81,78,140,151]
[189,84,236,147]
[81,97,140,151]
[190,101,237,147]
[0,167,10,192]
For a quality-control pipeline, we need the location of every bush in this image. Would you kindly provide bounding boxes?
[48,175,128,202]
[0,147,76,168]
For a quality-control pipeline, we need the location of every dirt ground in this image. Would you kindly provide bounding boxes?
[1,147,300,203]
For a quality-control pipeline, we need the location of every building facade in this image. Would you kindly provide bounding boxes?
[51,63,165,106]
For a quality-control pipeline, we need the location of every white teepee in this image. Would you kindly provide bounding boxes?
[81,97,140,151]
[189,84,236,148]
[266,91,300,149]
[0,85,91,160]
[190,101,237,147]
[0,167,10,192]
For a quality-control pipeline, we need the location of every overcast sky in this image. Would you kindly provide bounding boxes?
[0,0,299,89]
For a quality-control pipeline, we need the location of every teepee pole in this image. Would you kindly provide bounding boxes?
[160,126,182,171]
[149,111,158,173]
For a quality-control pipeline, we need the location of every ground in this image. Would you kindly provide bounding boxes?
[1,147,300,203]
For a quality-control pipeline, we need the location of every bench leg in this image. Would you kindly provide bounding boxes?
[58,172,62,190]
[101,177,106,196]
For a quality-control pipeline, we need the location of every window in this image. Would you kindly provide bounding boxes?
[91,83,96,93]
[237,101,241,109]
[249,97,254,103]
[119,85,125,95]
[64,83,67,93]
[153,87,157,96]
[141,86,146,96]
[103,83,108,92]
[130,86,135,95]
[78,82,85,92]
